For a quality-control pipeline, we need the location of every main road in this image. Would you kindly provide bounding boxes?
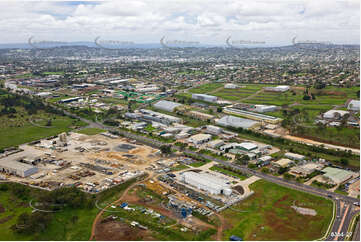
[55,105,359,241]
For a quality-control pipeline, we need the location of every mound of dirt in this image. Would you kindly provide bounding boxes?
[95,220,155,241]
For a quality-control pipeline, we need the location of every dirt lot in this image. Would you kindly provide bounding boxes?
[95,220,155,241]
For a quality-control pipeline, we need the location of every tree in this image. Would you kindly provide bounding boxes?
[160,145,172,155]
[340,158,349,166]
[303,95,311,100]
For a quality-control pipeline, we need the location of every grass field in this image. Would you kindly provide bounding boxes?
[0,185,99,241]
[76,128,105,135]
[221,180,333,241]
[209,165,248,180]
[188,83,224,94]
[0,109,86,150]
[188,83,277,102]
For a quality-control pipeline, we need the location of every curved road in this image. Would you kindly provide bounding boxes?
[89,173,151,241]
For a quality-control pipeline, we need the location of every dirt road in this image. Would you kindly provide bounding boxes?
[89,174,151,241]
[283,134,360,155]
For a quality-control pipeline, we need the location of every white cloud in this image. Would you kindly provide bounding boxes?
[0,0,358,44]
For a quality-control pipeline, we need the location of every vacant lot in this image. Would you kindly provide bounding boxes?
[221,180,333,241]
[76,128,105,135]
[0,109,86,150]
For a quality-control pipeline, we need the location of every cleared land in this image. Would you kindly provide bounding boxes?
[76,128,105,135]
[0,108,86,150]
[221,180,333,241]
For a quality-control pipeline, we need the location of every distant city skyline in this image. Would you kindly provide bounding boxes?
[0,0,359,45]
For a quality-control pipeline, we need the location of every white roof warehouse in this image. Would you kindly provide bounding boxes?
[153,100,183,112]
[215,115,260,129]
[0,157,38,177]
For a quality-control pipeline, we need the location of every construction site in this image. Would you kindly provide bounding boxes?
[0,132,161,193]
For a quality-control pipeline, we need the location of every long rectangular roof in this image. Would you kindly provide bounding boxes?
[0,158,36,172]
[216,115,259,129]
[182,171,230,190]
[153,100,182,111]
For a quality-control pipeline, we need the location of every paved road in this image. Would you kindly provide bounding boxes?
[352,220,360,241]
[57,107,359,240]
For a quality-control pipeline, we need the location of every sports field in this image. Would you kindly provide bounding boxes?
[221,180,333,241]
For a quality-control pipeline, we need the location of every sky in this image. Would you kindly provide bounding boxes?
[0,0,359,45]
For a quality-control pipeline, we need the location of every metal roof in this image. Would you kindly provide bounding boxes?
[322,167,353,184]
[216,115,259,129]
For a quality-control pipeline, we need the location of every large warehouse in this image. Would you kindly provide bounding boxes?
[192,94,218,102]
[215,115,260,129]
[0,158,38,177]
[153,100,183,112]
[321,167,353,184]
[181,171,232,195]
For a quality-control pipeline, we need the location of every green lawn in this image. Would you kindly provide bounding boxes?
[76,128,105,135]
[221,180,333,241]
[42,71,65,75]
[171,164,189,171]
[188,83,223,94]
[0,114,86,150]
[209,165,248,180]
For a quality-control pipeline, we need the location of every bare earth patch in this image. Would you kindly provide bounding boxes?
[291,206,317,216]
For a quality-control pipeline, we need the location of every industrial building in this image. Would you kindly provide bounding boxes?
[256,155,272,166]
[264,85,290,92]
[284,152,305,161]
[323,110,349,119]
[207,139,225,149]
[181,171,232,195]
[0,158,38,177]
[138,109,182,125]
[321,167,353,184]
[223,108,282,124]
[187,134,212,145]
[192,93,218,103]
[290,163,324,176]
[205,125,223,135]
[272,158,294,168]
[188,111,214,121]
[59,97,82,103]
[220,142,258,152]
[224,83,238,89]
[253,105,277,113]
[36,92,52,97]
[347,100,360,111]
[153,100,183,112]
[215,115,260,129]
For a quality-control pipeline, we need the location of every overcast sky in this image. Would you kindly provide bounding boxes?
[0,0,359,45]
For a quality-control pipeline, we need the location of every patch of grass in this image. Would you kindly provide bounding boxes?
[209,165,248,180]
[188,83,223,94]
[221,180,333,241]
[42,71,64,75]
[170,164,189,171]
[0,112,86,150]
[76,128,105,135]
